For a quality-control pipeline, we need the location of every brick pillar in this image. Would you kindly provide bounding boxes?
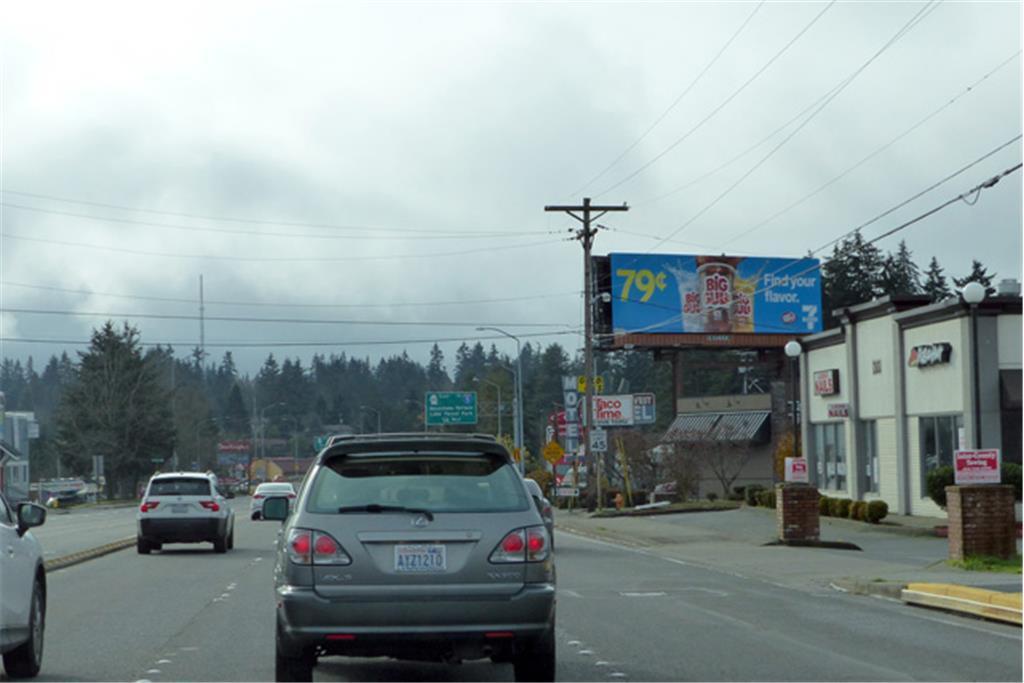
[946,485,1016,560]
[776,483,820,542]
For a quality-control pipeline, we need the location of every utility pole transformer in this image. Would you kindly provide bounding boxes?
[544,197,628,510]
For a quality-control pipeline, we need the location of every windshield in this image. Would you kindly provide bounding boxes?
[147,478,212,497]
[307,452,529,514]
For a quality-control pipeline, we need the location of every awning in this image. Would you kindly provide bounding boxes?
[663,410,770,443]
[1001,370,1022,410]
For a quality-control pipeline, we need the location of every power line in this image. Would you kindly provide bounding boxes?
[720,51,1021,247]
[658,0,941,245]
[0,280,582,309]
[571,1,766,196]
[592,1,837,198]
[0,202,552,241]
[0,189,551,237]
[0,306,576,329]
[0,328,583,349]
[0,232,568,262]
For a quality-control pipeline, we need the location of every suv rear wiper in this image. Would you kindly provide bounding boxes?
[337,504,434,521]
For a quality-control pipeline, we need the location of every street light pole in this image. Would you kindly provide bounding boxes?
[477,327,524,474]
[784,341,803,473]
[961,282,987,448]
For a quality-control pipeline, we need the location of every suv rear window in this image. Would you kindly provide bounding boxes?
[308,452,529,514]
[148,477,212,496]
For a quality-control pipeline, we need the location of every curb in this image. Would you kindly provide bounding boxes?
[830,578,907,600]
[901,583,1022,625]
[44,536,135,572]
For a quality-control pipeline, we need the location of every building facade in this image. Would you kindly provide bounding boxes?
[799,291,1022,517]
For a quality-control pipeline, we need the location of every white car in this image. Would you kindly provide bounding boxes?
[0,493,47,678]
[136,472,235,554]
[250,482,295,520]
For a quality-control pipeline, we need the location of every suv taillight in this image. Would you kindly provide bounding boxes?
[490,526,549,563]
[140,501,159,513]
[253,494,264,499]
[286,529,351,565]
[199,500,220,512]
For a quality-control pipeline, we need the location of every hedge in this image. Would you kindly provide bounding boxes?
[818,495,889,524]
[927,463,1022,509]
[744,485,765,507]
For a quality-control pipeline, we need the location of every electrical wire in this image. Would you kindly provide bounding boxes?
[0,189,551,237]
[592,1,836,198]
[0,281,582,309]
[0,202,553,241]
[657,0,941,245]
[0,233,568,262]
[0,307,577,329]
[571,1,765,196]
[719,51,1021,247]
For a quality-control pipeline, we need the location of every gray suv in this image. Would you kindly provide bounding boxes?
[265,433,556,682]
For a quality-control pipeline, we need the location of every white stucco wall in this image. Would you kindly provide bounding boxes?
[856,317,896,418]
[903,318,966,416]
[997,314,1022,369]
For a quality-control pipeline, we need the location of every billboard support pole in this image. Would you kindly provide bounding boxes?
[545,198,629,510]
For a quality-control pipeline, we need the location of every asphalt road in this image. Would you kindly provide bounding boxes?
[16,513,1022,682]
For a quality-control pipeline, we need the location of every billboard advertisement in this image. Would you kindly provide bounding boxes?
[609,253,822,335]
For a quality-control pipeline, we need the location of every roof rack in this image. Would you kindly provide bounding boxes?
[326,432,497,447]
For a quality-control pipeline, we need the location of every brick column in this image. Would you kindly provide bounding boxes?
[946,485,1016,560]
[776,483,820,542]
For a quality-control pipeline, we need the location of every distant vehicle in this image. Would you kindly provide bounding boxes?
[0,493,48,678]
[136,472,235,554]
[250,482,296,520]
[523,478,555,544]
[266,433,556,682]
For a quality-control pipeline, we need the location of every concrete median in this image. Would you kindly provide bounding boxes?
[901,583,1022,625]
[44,536,136,572]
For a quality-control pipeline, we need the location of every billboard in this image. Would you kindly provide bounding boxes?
[609,253,822,335]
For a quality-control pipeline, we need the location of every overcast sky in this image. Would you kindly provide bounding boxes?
[1,0,1021,375]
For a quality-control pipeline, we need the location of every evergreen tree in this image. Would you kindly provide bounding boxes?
[953,259,996,295]
[923,256,952,302]
[878,240,922,296]
[426,343,450,390]
[821,231,884,327]
[224,383,250,436]
[55,322,175,496]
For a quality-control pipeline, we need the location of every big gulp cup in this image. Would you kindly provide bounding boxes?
[697,260,737,333]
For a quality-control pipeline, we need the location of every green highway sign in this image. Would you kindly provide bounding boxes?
[425,391,478,426]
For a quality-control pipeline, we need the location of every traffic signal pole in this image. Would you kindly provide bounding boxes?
[544,198,628,510]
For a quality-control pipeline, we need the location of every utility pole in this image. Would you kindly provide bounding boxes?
[544,198,628,510]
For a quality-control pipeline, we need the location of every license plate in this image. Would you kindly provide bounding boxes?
[394,544,446,573]
[171,504,189,514]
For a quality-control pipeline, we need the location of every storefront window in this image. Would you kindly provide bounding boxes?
[919,414,963,491]
[813,422,847,491]
[863,420,879,494]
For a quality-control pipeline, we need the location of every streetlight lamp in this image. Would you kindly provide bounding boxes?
[961,282,986,448]
[473,377,503,439]
[477,327,524,474]
[360,405,382,434]
[784,340,803,478]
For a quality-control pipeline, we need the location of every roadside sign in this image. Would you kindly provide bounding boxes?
[954,449,1001,485]
[785,457,809,483]
[577,375,605,394]
[543,441,565,465]
[633,393,656,425]
[593,395,634,426]
[425,391,478,426]
[556,487,580,497]
[545,425,555,443]
[590,427,608,453]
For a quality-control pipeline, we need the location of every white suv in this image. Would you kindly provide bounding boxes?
[136,472,235,554]
[0,493,47,678]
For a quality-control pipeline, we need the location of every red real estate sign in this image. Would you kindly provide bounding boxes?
[784,457,809,483]
[954,449,1001,485]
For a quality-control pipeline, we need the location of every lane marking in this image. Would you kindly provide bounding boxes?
[578,649,594,656]
[156,659,171,664]
[620,592,667,598]
[560,589,583,598]
[567,640,582,646]
[610,673,627,678]
[595,661,610,666]
[146,669,161,674]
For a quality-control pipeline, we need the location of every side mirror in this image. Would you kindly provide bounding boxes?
[262,496,290,521]
[17,503,46,536]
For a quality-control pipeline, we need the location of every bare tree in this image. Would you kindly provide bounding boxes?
[685,427,755,498]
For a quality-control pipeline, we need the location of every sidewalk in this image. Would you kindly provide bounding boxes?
[555,506,1022,598]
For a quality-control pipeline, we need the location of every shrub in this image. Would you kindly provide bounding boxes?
[836,498,852,518]
[756,490,777,509]
[706,491,719,502]
[745,485,765,507]
[819,495,831,516]
[866,500,889,524]
[827,497,841,517]
[926,466,955,509]
[850,500,868,521]
[1002,463,1022,500]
